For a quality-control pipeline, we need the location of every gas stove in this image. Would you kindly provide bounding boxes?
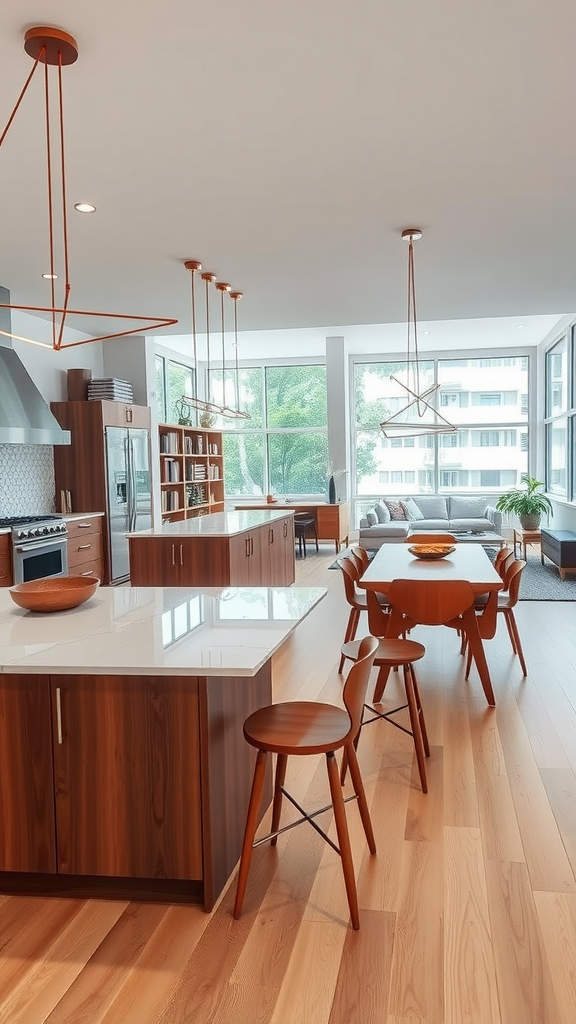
[0,514,67,542]
[6,516,69,584]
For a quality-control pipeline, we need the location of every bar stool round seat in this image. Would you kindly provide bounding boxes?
[243,701,351,755]
[340,636,425,668]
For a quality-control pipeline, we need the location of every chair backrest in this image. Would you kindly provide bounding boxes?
[503,559,526,606]
[347,549,364,576]
[336,556,362,609]
[342,635,379,740]
[387,578,475,626]
[494,545,513,578]
[349,544,371,573]
[498,550,515,582]
[405,533,457,544]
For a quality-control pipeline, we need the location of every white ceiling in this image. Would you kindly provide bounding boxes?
[0,0,574,352]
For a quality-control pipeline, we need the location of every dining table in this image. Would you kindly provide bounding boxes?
[357,542,503,705]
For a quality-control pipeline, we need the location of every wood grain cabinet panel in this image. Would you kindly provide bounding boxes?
[0,533,12,586]
[0,675,56,873]
[51,675,203,880]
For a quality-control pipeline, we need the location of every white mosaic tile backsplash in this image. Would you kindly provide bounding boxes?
[0,445,55,516]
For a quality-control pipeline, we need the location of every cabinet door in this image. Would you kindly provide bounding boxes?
[128,537,182,586]
[0,675,56,872]
[52,675,203,879]
[0,532,12,586]
[229,531,263,585]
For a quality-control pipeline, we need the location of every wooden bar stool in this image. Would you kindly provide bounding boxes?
[233,636,379,930]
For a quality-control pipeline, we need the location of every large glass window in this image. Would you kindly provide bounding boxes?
[353,355,529,521]
[209,363,328,497]
[155,355,195,425]
[545,334,572,499]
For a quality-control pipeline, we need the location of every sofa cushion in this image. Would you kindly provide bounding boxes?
[416,518,455,531]
[374,501,391,523]
[401,497,424,521]
[450,517,494,534]
[365,510,378,526]
[448,496,489,519]
[384,498,406,521]
[360,522,409,538]
[413,495,448,520]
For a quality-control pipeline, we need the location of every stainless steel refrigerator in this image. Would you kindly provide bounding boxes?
[105,426,151,583]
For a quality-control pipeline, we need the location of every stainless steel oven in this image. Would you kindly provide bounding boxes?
[7,517,69,584]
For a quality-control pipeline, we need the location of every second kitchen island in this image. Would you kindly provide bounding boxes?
[128,509,295,588]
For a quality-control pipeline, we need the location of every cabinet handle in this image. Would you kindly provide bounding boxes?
[78,543,92,550]
[126,407,133,423]
[245,537,250,558]
[283,522,288,538]
[56,687,63,745]
[0,573,7,580]
[269,528,274,545]
[180,544,184,566]
[250,537,254,556]
[172,544,176,566]
[77,523,92,529]
[80,570,94,576]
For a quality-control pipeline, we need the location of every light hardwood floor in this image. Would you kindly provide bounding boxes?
[2,549,576,1024]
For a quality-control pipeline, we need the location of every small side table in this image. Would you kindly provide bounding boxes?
[513,527,541,559]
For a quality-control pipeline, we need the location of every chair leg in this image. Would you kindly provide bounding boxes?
[233,749,268,920]
[507,610,528,676]
[326,751,360,930]
[465,642,473,679]
[271,753,288,846]
[314,525,319,552]
[339,609,360,674]
[410,664,430,757]
[403,664,428,793]
[503,611,518,653]
[345,742,376,855]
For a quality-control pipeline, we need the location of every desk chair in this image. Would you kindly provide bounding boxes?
[233,636,379,930]
[294,512,319,558]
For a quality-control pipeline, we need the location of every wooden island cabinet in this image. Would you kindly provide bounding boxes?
[0,585,324,908]
[235,501,349,553]
[129,510,295,588]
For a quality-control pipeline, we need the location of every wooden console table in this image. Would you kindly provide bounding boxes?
[235,503,349,553]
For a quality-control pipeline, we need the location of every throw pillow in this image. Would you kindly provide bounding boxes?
[374,501,391,523]
[384,498,406,521]
[401,497,425,522]
[365,511,378,526]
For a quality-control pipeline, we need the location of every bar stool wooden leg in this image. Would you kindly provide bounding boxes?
[271,753,287,846]
[326,750,360,930]
[233,749,268,919]
[403,665,428,793]
[345,743,376,855]
[410,665,430,756]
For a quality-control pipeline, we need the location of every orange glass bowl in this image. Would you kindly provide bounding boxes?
[408,544,456,560]
[9,575,100,612]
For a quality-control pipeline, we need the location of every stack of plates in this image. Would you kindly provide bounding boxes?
[87,378,134,402]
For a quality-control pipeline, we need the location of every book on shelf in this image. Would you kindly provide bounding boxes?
[163,458,181,482]
[161,489,182,512]
[160,432,180,454]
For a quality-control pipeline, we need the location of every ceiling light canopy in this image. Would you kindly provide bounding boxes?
[0,26,177,349]
[380,229,457,439]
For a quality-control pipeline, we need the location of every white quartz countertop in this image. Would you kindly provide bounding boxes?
[0,585,325,677]
[127,509,294,539]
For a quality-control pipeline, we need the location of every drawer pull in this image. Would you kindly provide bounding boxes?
[80,570,94,576]
[77,523,92,529]
[78,544,92,550]
[56,688,63,745]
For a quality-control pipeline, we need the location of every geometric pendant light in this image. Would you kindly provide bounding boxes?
[380,228,457,438]
[0,27,177,349]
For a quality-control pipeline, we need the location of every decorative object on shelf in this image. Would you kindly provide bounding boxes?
[328,476,336,504]
[266,494,278,504]
[180,260,250,422]
[380,229,457,439]
[200,410,217,428]
[326,462,345,504]
[0,27,177,350]
[174,398,192,426]
[495,475,554,530]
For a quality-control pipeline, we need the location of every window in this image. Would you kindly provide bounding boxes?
[480,470,500,487]
[544,334,573,499]
[476,393,501,406]
[155,355,195,425]
[210,364,328,497]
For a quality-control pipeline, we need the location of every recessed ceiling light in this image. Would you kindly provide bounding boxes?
[74,202,96,213]
[42,272,58,279]
[422,330,431,335]
[516,324,526,329]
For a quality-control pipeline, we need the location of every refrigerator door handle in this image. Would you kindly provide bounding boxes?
[128,437,137,531]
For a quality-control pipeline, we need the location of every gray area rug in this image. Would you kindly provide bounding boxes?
[329,549,576,601]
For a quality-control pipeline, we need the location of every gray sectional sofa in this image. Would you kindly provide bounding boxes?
[358,495,503,551]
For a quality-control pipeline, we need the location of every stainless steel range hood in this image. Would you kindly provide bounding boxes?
[0,346,71,445]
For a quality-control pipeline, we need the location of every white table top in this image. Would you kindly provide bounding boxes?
[359,543,502,594]
[128,509,293,539]
[0,585,325,677]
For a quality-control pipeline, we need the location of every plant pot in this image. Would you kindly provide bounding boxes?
[519,514,541,531]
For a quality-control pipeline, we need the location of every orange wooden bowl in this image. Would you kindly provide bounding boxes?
[408,544,456,560]
[9,575,100,613]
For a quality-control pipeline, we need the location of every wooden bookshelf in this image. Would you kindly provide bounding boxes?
[158,424,224,522]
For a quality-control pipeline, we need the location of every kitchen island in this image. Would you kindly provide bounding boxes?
[0,583,324,909]
[128,509,295,587]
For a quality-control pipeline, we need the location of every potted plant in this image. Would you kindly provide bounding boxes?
[495,475,553,531]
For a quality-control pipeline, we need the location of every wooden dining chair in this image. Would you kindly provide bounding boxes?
[340,590,429,792]
[404,533,457,544]
[349,544,371,573]
[386,578,497,706]
[337,556,369,672]
[347,547,365,577]
[233,635,379,930]
[494,545,514,579]
[466,559,527,677]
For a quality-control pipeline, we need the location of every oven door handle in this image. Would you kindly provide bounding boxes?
[14,539,66,553]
